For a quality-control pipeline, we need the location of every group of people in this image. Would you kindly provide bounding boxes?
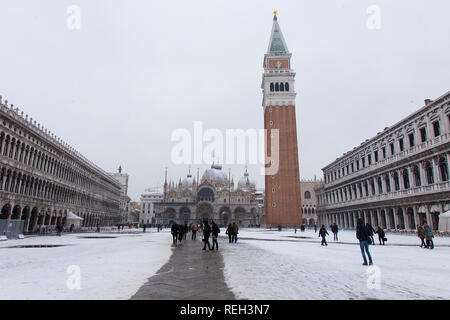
[225,223,239,243]
[417,223,435,249]
[170,223,189,245]
[201,220,221,250]
[170,221,240,251]
[319,219,437,265]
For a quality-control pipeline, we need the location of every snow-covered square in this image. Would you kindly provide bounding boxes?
[1,227,449,300]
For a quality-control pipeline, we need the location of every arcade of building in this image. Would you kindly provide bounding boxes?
[316,92,450,231]
[0,97,122,232]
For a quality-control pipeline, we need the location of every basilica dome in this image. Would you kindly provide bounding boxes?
[238,168,256,190]
[201,163,229,186]
[181,176,194,189]
[180,168,195,189]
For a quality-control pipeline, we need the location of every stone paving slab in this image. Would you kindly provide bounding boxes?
[131,236,236,300]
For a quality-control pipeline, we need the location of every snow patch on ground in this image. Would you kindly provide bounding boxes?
[221,229,450,300]
[0,230,172,299]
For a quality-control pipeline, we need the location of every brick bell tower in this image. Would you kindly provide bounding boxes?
[262,11,302,227]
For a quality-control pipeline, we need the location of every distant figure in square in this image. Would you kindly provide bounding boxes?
[211,221,220,251]
[202,221,211,250]
[178,224,184,243]
[318,225,329,246]
[191,223,198,240]
[366,223,376,244]
[417,224,426,248]
[231,222,239,243]
[331,223,339,241]
[171,223,178,245]
[226,224,233,243]
[424,223,434,249]
[375,226,385,245]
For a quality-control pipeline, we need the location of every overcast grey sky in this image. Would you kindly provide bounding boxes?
[1,0,449,200]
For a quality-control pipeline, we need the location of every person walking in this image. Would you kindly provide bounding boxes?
[366,222,376,245]
[231,222,239,243]
[226,224,233,243]
[171,223,178,245]
[211,221,220,251]
[318,225,328,246]
[331,223,339,241]
[191,223,198,240]
[202,221,211,250]
[178,224,185,244]
[56,224,63,237]
[356,218,373,265]
[143,224,146,233]
[183,224,188,240]
[417,224,426,248]
[424,223,434,249]
[375,226,386,245]
[314,224,318,233]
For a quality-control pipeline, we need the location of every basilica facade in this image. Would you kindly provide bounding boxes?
[154,164,263,227]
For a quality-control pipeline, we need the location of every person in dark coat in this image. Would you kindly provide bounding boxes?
[226,224,233,243]
[143,224,146,233]
[191,223,198,240]
[56,224,63,236]
[178,224,184,243]
[202,221,211,250]
[171,223,178,245]
[417,224,426,248]
[366,223,376,244]
[375,226,385,245]
[318,225,329,246]
[211,221,220,250]
[184,224,188,240]
[314,224,318,233]
[331,223,339,241]
[357,218,373,265]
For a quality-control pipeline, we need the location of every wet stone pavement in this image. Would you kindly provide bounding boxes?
[131,235,236,300]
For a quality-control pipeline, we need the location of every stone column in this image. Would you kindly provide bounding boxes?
[432,157,440,183]
[392,208,398,230]
[402,207,410,230]
[425,205,433,229]
[398,169,405,190]
[380,175,386,194]
[405,167,411,189]
[383,209,389,229]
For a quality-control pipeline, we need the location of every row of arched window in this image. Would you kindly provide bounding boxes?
[0,130,119,200]
[270,82,290,92]
[0,166,118,210]
[322,157,448,205]
[325,116,447,184]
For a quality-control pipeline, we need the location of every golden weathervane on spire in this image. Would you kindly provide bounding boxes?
[273,10,278,16]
